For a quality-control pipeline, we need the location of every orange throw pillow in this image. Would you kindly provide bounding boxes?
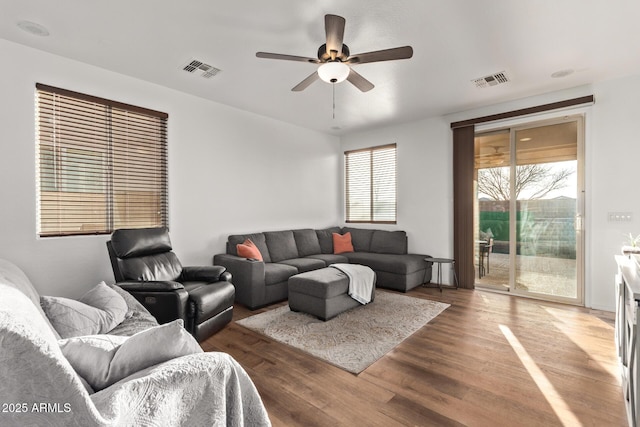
[333,232,354,254]
[237,238,263,261]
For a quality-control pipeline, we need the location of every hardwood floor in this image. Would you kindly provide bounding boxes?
[201,287,627,426]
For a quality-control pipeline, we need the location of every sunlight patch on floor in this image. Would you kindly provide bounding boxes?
[499,324,582,426]
[480,293,492,305]
[540,306,618,379]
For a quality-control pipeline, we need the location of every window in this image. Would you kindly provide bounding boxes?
[36,84,168,237]
[345,143,397,223]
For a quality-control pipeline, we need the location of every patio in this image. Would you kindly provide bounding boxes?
[475,252,577,298]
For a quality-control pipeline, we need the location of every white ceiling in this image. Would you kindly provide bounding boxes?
[2,0,640,135]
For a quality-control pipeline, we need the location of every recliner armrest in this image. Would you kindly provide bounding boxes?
[181,265,227,282]
[114,282,189,326]
[116,280,185,292]
[219,271,232,283]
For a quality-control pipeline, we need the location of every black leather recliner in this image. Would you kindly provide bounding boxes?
[106,227,234,342]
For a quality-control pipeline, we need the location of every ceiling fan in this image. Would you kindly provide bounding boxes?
[476,146,507,167]
[256,14,413,92]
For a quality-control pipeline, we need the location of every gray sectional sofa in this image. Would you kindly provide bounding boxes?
[213,226,432,310]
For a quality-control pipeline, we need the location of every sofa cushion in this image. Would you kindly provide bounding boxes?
[316,227,341,254]
[236,238,263,261]
[370,230,408,255]
[343,252,428,275]
[59,319,202,391]
[264,263,298,286]
[40,282,129,338]
[333,232,354,254]
[305,254,349,265]
[228,233,271,263]
[288,268,350,299]
[342,227,375,252]
[293,229,322,257]
[264,231,299,262]
[279,257,326,273]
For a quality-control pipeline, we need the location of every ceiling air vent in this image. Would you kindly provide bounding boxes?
[472,71,510,88]
[182,59,221,79]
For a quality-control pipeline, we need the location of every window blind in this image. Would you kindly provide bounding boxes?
[36,84,168,237]
[345,143,396,223]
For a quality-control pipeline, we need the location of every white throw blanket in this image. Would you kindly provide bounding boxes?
[0,267,272,427]
[330,263,375,304]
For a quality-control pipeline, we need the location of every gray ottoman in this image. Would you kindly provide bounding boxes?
[288,266,376,321]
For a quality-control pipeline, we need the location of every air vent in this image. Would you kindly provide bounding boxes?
[472,71,510,88]
[182,59,221,79]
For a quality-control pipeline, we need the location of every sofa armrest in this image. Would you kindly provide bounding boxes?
[213,254,266,309]
[181,265,227,282]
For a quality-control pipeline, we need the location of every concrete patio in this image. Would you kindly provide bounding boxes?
[475,252,577,298]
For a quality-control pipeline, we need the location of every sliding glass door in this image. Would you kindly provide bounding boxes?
[474,116,584,305]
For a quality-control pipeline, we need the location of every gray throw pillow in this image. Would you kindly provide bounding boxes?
[41,281,128,338]
[58,319,202,391]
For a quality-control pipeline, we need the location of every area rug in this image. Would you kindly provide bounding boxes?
[236,292,450,374]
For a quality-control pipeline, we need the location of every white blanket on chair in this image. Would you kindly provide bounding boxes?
[330,263,375,305]
[0,275,272,427]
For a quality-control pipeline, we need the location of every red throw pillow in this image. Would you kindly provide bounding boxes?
[333,232,354,254]
[236,238,263,261]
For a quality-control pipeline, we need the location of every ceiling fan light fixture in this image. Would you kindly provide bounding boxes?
[317,61,349,84]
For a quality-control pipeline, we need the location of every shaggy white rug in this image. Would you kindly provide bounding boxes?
[236,291,450,374]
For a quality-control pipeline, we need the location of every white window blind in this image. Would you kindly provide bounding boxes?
[345,143,397,223]
[36,84,168,237]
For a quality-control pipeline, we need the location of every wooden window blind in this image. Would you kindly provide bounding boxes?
[35,84,168,237]
[345,143,397,224]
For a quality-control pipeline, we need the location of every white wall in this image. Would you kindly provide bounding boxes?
[340,117,453,263]
[0,39,340,297]
[342,77,640,311]
[589,75,640,311]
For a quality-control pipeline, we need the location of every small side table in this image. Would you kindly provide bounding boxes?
[424,257,459,292]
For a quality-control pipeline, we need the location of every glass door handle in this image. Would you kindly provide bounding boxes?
[575,214,583,231]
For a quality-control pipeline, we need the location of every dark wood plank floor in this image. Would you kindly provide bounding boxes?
[201,287,627,427]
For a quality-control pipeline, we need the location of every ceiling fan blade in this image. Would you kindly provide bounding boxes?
[256,52,319,64]
[346,46,413,64]
[325,14,346,56]
[346,68,374,92]
[291,71,320,92]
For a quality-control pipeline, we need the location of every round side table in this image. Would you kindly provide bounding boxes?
[424,257,459,292]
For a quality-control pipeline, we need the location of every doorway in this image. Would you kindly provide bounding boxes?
[474,115,584,305]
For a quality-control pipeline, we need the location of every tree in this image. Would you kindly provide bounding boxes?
[477,164,573,200]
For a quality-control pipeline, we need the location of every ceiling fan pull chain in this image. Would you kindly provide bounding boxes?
[332,83,336,119]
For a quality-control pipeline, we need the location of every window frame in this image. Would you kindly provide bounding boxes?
[35,83,168,237]
[344,143,397,224]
